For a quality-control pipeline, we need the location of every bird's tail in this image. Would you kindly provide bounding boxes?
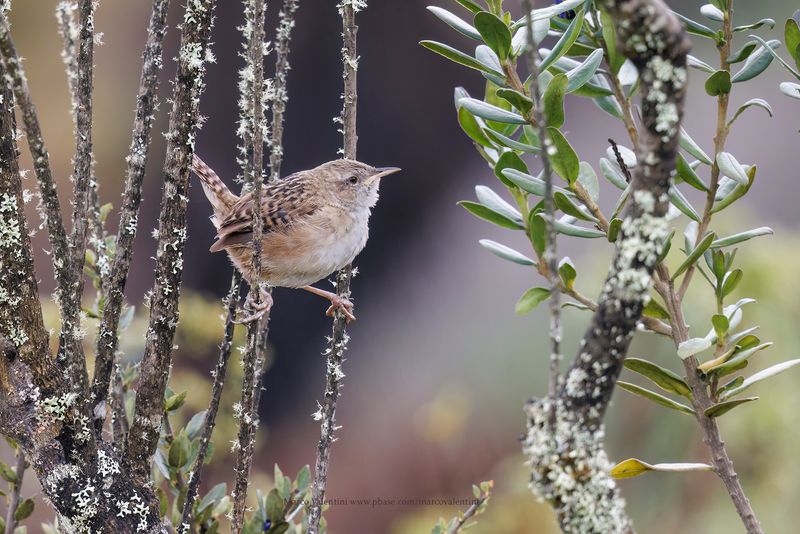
[191,155,239,223]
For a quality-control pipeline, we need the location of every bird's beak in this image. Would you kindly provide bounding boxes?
[368,167,401,183]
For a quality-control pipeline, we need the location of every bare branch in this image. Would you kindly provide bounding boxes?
[231,0,268,529]
[522,1,690,532]
[124,0,218,484]
[91,0,171,436]
[306,2,360,532]
[179,272,241,532]
[268,0,300,180]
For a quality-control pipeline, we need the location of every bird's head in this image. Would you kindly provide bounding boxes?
[317,159,401,210]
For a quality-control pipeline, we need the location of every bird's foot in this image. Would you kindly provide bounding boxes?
[325,294,356,323]
[235,287,273,324]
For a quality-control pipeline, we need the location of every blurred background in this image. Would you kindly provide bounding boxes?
[2,0,799,532]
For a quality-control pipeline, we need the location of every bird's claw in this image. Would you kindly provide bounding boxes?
[235,288,273,324]
[325,295,356,323]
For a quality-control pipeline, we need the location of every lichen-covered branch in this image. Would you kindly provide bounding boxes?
[522,1,689,532]
[91,0,171,435]
[268,0,300,180]
[230,1,269,529]
[306,2,362,532]
[124,0,217,484]
[0,11,70,311]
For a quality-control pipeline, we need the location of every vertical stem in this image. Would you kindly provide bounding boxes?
[2,448,26,534]
[306,2,360,532]
[179,272,242,532]
[520,0,560,395]
[91,0,171,435]
[269,0,300,181]
[231,0,268,531]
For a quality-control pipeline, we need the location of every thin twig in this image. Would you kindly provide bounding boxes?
[520,0,561,396]
[124,0,218,484]
[445,485,491,534]
[268,0,300,181]
[3,448,26,534]
[179,272,241,532]
[91,0,171,437]
[231,0,268,530]
[306,2,361,532]
[0,11,70,294]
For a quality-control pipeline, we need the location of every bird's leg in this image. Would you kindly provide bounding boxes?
[302,285,356,323]
[235,284,273,324]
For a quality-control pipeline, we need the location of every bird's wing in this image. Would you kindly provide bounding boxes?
[210,171,320,252]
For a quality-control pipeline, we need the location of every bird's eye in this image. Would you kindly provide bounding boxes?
[348,175,359,184]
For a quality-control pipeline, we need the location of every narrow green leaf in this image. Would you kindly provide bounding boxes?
[540,10,585,73]
[198,483,227,513]
[704,397,759,418]
[479,239,536,266]
[711,227,773,248]
[642,299,671,321]
[516,287,551,315]
[558,256,577,289]
[728,98,773,127]
[599,158,628,189]
[565,49,605,92]
[624,358,691,397]
[484,128,540,153]
[721,269,743,298]
[709,342,773,376]
[13,499,34,522]
[554,191,596,222]
[611,458,712,479]
[672,232,716,280]
[600,9,625,73]
[548,128,580,183]
[0,462,18,484]
[711,167,755,214]
[786,17,800,68]
[453,0,483,14]
[496,88,533,114]
[700,4,724,22]
[721,359,800,399]
[607,218,622,242]
[427,7,481,41]
[543,73,568,128]
[669,186,701,222]
[458,201,524,230]
[688,54,716,73]
[511,0,584,30]
[747,34,800,80]
[420,40,504,77]
[538,214,605,239]
[657,228,675,264]
[528,211,546,256]
[675,154,708,191]
[494,151,529,187]
[731,39,781,83]
[673,12,717,40]
[712,314,730,339]
[680,127,713,165]
[459,97,527,124]
[727,40,758,64]
[474,11,513,60]
[475,185,524,223]
[716,152,750,186]
[617,381,696,415]
[732,18,776,32]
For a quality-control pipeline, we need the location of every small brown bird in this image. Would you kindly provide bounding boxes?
[191,155,400,322]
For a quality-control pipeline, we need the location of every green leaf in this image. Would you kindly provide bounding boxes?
[599,158,628,189]
[565,49,605,92]
[786,17,800,68]
[539,10,585,73]
[672,232,716,280]
[420,41,504,77]
[494,151,528,187]
[453,0,483,14]
[658,228,675,264]
[266,488,285,523]
[673,12,717,40]
[727,40,758,64]
[475,185,523,222]
[495,88,533,114]
[747,34,800,80]
[13,499,34,522]
[728,98,773,126]
[198,483,227,513]
[731,39,781,83]
[712,314,730,339]
[503,168,547,196]
[474,12,512,60]
[547,128,580,183]
[558,257,577,289]
[669,186,701,222]
[185,410,207,440]
[732,18,776,32]
[0,462,18,484]
[458,201,524,230]
[708,342,773,376]
[607,218,622,242]
[720,268,742,298]
[511,0,583,30]
[516,287,551,315]
[617,381,695,415]
[600,9,625,73]
[611,458,713,479]
[711,227,773,248]
[427,7,481,41]
[716,152,749,186]
[780,81,800,99]
[528,211,547,256]
[711,166,756,214]
[164,390,187,412]
[675,154,708,191]
[479,239,536,266]
[688,54,716,73]
[538,214,606,239]
[704,397,759,418]
[485,128,540,153]
[700,4,724,22]
[593,94,623,119]
[168,434,190,468]
[295,465,311,492]
[705,70,732,96]
[459,98,527,124]
[721,359,800,399]
[642,299,670,321]
[577,162,599,201]
[554,191,595,222]
[624,358,691,397]
[511,17,550,56]
[543,73,568,128]
[680,127,713,165]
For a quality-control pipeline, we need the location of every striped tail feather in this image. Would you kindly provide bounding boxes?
[191,155,239,225]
